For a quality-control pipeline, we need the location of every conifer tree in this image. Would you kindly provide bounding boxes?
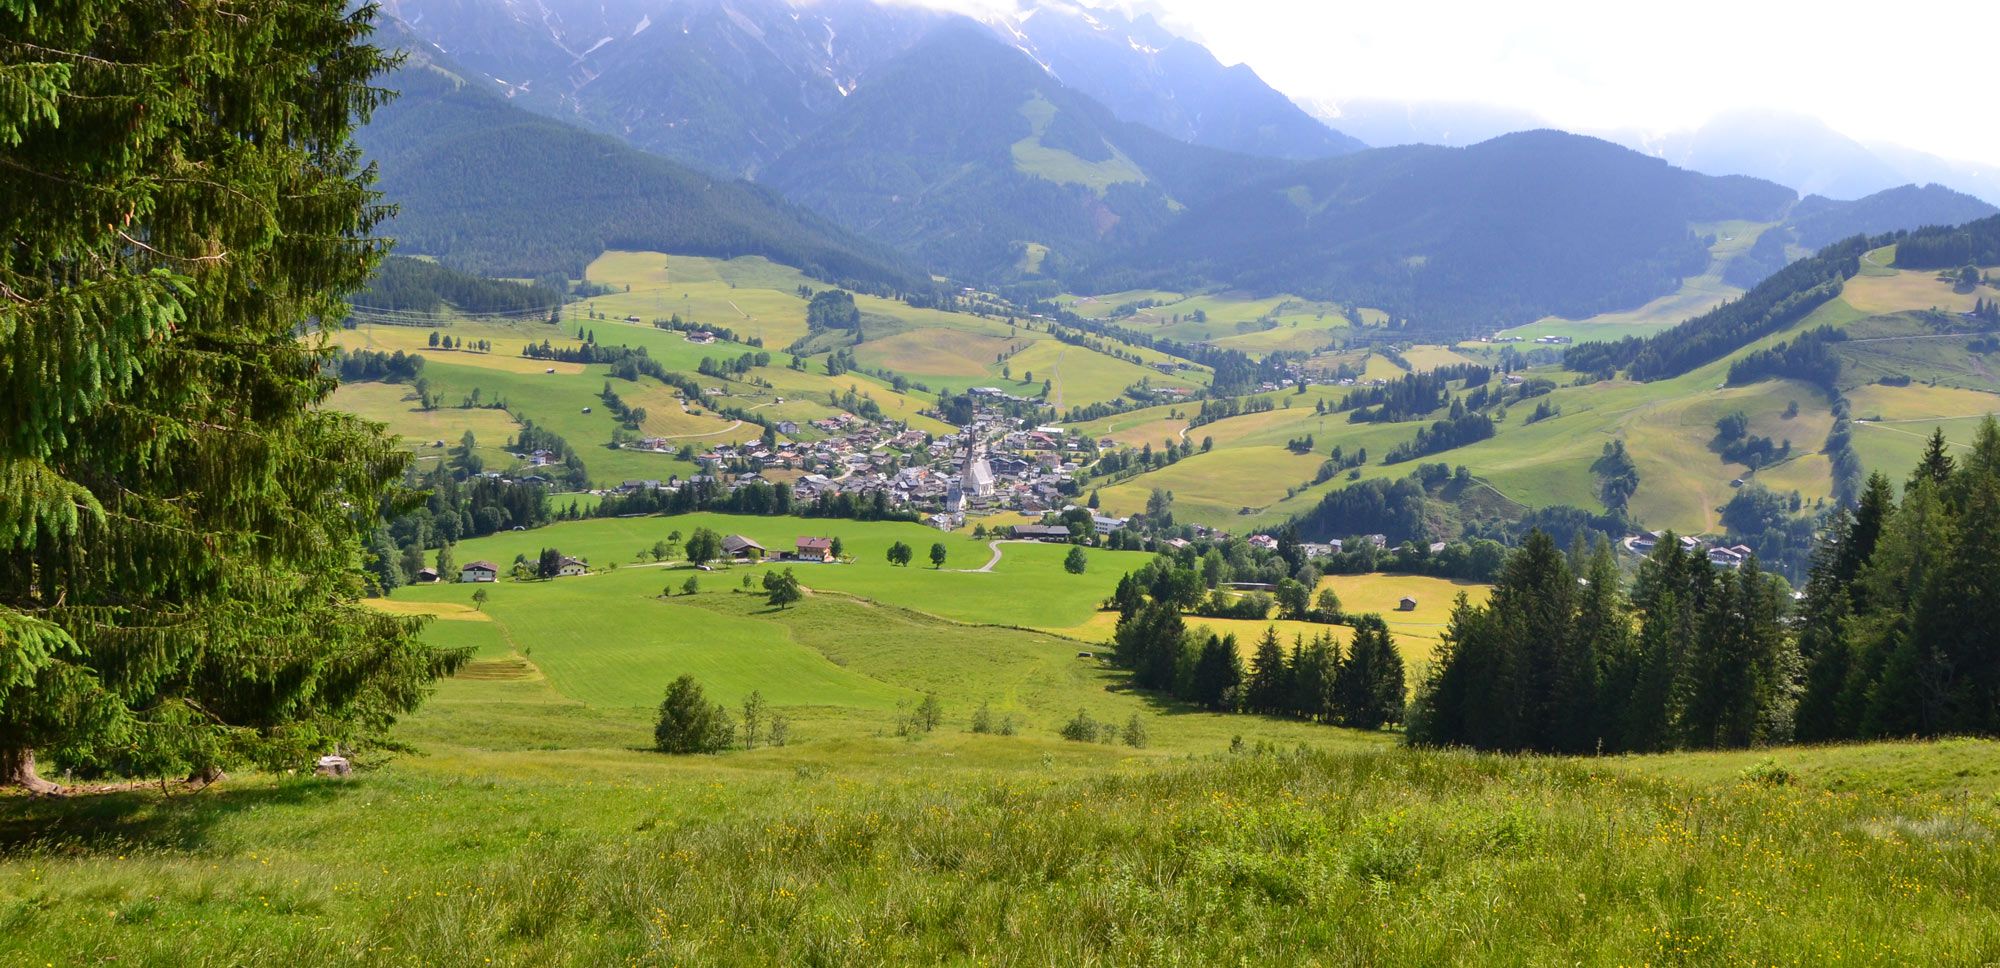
[1245,626,1290,714]
[1,1,465,791]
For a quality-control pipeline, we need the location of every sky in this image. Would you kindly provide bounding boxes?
[925,0,2000,167]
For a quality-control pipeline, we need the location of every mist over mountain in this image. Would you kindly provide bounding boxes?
[1298,98,1549,149]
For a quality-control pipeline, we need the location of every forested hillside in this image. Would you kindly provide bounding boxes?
[1084,131,1797,333]
[762,25,1284,280]
[1724,184,1997,286]
[357,28,922,289]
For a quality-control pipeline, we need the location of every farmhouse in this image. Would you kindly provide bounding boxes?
[795,537,835,562]
[414,568,439,583]
[556,557,589,578]
[721,535,766,559]
[1011,524,1072,541]
[460,560,498,583]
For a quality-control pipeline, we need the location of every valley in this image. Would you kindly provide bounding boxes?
[11,3,2000,965]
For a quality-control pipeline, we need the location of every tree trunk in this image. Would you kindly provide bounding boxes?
[4,749,67,796]
[184,765,226,790]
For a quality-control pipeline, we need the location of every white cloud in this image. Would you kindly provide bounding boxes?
[1156,0,1999,166]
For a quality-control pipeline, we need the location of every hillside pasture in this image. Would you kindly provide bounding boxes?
[326,381,523,468]
[1842,264,2000,316]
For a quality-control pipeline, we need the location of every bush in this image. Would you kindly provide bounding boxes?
[1060,708,1102,742]
[653,675,735,754]
[1121,713,1149,749]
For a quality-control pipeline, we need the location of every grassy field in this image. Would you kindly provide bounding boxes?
[5,522,1998,964]
[6,724,1997,964]
[1011,94,1147,193]
[434,513,1151,630]
[327,381,525,469]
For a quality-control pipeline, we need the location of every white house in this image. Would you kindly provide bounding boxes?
[459,560,498,583]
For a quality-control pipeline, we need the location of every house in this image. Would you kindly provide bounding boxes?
[1091,514,1127,535]
[796,537,835,562]
[776,420,800,437]
[1011,524,1072,541]
[721,535,766,559]
[1398,596,1419,611]
[1247,534,1280,551]
[459,560,498,583]
[1299,542,1336,560]
[414,568,439,583]
[556,557,589,578]
[1363,534,1389,550]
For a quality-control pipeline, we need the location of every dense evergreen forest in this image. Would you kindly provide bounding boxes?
[356,27,922,290]
[354,256,565,315]
[1892,213,2000,269]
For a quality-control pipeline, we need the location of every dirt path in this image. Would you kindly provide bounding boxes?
[951,539,1035,573]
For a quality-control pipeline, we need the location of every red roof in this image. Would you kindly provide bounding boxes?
[796,537,833,550]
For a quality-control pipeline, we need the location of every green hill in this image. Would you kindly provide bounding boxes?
[1085,130,1798,335]
[356,28,923,290]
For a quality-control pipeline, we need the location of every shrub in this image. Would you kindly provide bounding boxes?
[1060,709,1102,742]
[653,675,735,754]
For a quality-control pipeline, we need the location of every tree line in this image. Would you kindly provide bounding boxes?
[1409,533,1793,753]
[1794,422,2000,740]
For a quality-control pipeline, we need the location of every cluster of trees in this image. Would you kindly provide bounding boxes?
[804,289,862,332]
[334,348,425,384]
[1383,412,1496,464]
[1712,412,1791,469]
[598,382,647,430]
[1190,394,1275,428]
[354,255,564,315]
[1972,297,2000,323]
[1591,441,1640,512]
[697,352,771,378]
[1343,366,1490,423]
[1727,326,1845,391]
[1091,437,1198,481]
[1411,534,1794,753]
[1795,425,2000,740]
[653,677,791,755]
[1110,598,1405,729]
[425,331,491,352]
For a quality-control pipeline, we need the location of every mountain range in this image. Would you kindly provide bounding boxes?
[378,0,1356,178]
[363,0,1998,330]
[1304,100,2000,207]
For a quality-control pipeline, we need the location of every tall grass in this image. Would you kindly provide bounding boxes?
[5,745,1997,965]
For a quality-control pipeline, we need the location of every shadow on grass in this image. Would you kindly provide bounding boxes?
[0,776,358,856]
